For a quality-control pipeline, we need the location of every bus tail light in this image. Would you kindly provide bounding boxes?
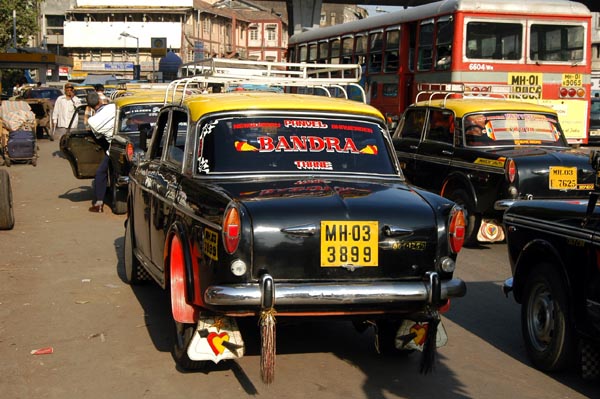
[505,158,516,183]
[223,205,241,254]
[448,207,465,254]
[559,86,586,98]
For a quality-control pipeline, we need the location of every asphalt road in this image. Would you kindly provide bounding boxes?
[0,139,597,398]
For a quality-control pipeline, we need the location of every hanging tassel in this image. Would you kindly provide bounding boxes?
[260,308,277,384]
[419,310,440,374]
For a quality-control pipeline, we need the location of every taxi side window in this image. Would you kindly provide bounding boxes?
[396,109,426,140]
[150,111,170,160]
[425,109,454,144]
[165,111,188,166]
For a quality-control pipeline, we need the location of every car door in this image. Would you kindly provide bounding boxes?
[393,107,426,183]
[149,109,188,270]
[130,111,171,269]
[60,104,104,179]
[412,108,455,191]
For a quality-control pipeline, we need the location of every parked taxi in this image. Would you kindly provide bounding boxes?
[122,61,467,383]
[393,84,595,245]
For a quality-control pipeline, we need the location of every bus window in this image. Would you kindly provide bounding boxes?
[318,40,329,63]
[341,36,353,64]
[369,31,384,73]
[383,83,398,97]
[330,38,340,64]
[417,20,434,71]
[435,17,454,70]
[465,21,522,60]
[384,28,400,72]
[299,45,308,63]
[308,43,317,62]
[355,33,367,67]
[530,24,585,62]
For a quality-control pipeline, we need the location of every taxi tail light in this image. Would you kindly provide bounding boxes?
[505,158,516,183]
[223,206,241,254]
[448,207,465,254]
[559,86,585,98]
[125,142,135,162]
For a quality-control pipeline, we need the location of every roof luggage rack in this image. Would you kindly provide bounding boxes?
[416,83,542,107]
[168,58,366,104]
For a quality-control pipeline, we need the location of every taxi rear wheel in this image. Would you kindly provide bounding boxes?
[447,189,480,246]
[110,177,127,215]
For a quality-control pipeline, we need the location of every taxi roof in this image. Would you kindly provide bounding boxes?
[113,91,167,107]
[412,98,557,117]
[180,92,385,122]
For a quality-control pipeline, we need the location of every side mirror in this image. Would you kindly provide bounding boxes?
[138,123,152,152]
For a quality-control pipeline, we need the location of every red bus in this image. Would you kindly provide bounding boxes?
[288,0,592,144]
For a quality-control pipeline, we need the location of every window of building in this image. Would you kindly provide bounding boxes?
[267,29,276,41]
[250,28,258,41]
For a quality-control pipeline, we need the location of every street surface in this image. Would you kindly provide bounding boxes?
[0,139,597,398]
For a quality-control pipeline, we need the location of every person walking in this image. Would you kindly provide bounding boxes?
[52,83,82,140]
[86,91,116,213]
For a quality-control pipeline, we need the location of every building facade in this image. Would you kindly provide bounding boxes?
[37,0,365,81]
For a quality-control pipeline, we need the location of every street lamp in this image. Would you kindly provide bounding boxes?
[120,31,140,77]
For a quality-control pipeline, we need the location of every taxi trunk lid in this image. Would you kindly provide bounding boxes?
[227,178,442,281]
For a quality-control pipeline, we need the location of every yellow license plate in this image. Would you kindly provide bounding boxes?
[549,166,577,189]
[320,221,378,267]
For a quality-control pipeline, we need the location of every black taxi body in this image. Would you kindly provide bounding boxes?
[393,95,595,245]
[124,84,467,381]
[60,93,162,214]
[502,150,600,379]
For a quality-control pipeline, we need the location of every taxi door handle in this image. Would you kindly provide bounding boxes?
[442,150,453,155]
[410,145,418,150]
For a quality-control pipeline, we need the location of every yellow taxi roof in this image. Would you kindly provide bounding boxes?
[182,92,385,122]
[113,91,166,107]
[413,98,557,118]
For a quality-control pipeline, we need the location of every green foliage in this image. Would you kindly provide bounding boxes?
[0,1,40,50]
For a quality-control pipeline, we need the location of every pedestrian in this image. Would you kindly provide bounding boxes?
[86,91,116,213]
[84,84,109,126]
[52,82,82,140]
[12,82,21,97]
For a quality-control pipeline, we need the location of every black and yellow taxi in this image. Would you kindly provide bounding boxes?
[121,62,467,383]
[60,92,162,214]
[393,84,595,245]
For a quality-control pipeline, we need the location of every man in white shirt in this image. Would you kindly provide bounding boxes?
[52,83,82,140]
[86,91,116,213]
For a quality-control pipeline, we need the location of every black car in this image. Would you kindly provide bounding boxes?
[60,92,161,214]
[392,87,595,245]
[588,97,600,143]
[502,150,600,380]
[121,68,468,383]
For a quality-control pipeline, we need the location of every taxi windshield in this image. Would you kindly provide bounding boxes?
[118,104,161,133]
[196,116,396,175]
[463,112,566,147]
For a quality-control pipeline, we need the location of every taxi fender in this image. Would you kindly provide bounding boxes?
[512,238,572,304]
[440,172,480,210]
[165,222,196,307]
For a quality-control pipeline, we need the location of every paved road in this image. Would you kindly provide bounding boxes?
[0,139,597,398]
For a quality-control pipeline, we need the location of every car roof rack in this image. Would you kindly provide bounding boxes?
[167,58,366,105]
[415,83,541,107]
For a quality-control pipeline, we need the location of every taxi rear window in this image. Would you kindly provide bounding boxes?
[197,116,395,175]
[463,112,565,147]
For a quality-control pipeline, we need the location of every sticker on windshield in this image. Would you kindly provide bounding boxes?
[294,160,333,170]
[233,136,377,155]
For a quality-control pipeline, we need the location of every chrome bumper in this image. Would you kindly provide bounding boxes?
[495,199,516,211]
[204,274,466,307]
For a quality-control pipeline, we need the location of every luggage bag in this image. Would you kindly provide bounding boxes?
[7,130,36,159]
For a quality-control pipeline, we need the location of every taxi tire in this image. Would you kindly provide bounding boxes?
[171,320,208,371]
[521,263,575,371]
[447,189,480,246]
[375,320,413,356]
[124,218,148,284]
[0,169,15,230]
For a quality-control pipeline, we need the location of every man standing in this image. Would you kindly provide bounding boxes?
[52,83,82,140]
[86,91,116,213]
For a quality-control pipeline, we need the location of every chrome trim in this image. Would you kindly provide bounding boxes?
[495,199,516,210]
[117,175,130,186]
[204,278,466,307]
[281,223,317,236]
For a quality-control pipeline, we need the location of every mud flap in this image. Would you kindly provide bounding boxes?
[187,316,245,363]
[477,219,505,243]
[395,319,448,351]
